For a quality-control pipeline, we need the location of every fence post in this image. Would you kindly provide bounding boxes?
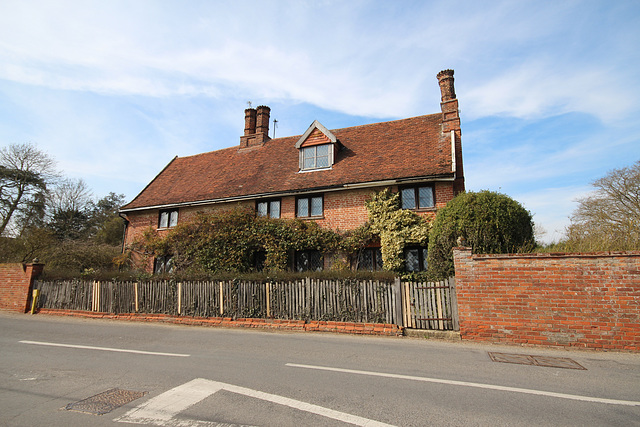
[266,282,271,318]
[448,277,460,331]
[177,282,182,315]
[134,282,139,312]
[219,281,224,316]
[393,277,403,327]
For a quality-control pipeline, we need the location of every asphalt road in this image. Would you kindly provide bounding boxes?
[1,311,639,427]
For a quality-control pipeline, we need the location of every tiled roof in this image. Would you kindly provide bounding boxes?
[121,112,453,211]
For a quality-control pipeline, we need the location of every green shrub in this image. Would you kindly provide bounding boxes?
[427,190,535,278]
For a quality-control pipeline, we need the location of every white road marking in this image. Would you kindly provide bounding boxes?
[115,378,395,427]
[286,363,640,407]
[19,340,190,357]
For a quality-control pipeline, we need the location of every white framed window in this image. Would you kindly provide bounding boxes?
[300,144,332,171]
[159,209,178,228]
[257,199,281,218]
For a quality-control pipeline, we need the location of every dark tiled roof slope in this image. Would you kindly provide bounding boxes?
[122,112,452,210]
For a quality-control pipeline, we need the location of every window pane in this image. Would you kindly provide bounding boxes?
[374,248,383,270]
[297,198,309,217]
[316,145,330,168]
[405,249,420,272]
[257,202,268,217]
[316,144,329,156]
[303,147,315,169]
[357,250,373,271]
[418,186,434,208]
[159,211,169,228]
[309,251,323,271]
[269,200,280,218]
[401,188,416,209]
[169,210,178,227]
[422,248,429,271]
[295,251,309,272]
[310,196,323,216]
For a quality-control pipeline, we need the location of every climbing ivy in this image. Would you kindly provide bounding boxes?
[365,189,431,271]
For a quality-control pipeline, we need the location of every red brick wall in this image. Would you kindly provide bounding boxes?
[123,184,459,271]
[453,247,640,351]
[0,263,44,312]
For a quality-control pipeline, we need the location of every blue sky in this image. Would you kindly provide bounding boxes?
[1,0,639,243]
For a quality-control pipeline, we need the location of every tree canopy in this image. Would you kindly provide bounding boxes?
[563,160,640,251]
[0,143,56,236]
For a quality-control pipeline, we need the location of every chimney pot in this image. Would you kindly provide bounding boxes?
[256,105,271,136]
[437,69,456,102]
[244,108,257,136]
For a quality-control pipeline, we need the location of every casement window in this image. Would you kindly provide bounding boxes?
[401,185,435,210]
[256,199,281,218]
[404,246,428,272]
[296,195,323,218]
[158,209,178,228]
[154,256,174,274]
[356,247,383,271]
[301,144,332,171]
[295,250,324,272]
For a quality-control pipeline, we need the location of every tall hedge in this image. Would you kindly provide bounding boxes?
[427,191,534,278]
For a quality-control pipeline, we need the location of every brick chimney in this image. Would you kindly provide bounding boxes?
[437,69,464,194]
[244,108,257,136]
[240,105,271,148]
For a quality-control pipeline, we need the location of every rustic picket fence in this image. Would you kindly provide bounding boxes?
[34,277,458,330]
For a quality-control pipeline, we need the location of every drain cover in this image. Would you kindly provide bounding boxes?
[488,352,586,370]
[65,388,147,415]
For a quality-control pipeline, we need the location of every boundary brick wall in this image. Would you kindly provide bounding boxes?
[0,263,44,312]
[453,247,640,351]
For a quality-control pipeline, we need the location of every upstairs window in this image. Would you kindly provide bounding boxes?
[159,209,178,228]
[257,199,281,218]
[296,195,323,218]
[401,185,435,210]
[301,144,331,170]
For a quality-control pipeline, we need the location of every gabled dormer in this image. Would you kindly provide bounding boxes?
[295,120,339,172]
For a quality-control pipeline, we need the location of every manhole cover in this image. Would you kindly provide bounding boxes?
[488,352,586,370]
[65,388,147,415]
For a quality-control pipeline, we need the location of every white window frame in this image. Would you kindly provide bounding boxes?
[299,144,334,171]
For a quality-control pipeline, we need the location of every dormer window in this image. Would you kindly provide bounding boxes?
[295,120,339,172]
[302,144,330,170]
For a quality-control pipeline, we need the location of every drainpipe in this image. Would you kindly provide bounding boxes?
[118,212,129,253]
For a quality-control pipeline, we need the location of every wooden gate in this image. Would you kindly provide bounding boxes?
[401,278,459,331]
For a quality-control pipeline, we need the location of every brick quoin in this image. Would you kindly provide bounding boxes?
[453,247,640,351]
[0,263,44,312]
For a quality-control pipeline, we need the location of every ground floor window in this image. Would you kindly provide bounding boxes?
[404,246,428,272]
[154,256,174,274]
[356,247,383,271]
[295,250,324,272]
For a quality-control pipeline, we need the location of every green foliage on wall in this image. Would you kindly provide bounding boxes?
[427,190,535,278]
[133,207,345,274]
[365,189,431,271]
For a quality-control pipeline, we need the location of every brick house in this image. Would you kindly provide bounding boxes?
[120,69,464,272]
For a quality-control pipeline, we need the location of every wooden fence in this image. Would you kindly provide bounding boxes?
[34,277,458,330]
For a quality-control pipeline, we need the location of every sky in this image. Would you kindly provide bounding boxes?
[1,0,639,244]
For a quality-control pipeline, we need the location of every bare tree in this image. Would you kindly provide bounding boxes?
[0,143,57,236]
[45,178,94,240]
[565,160,640,251]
